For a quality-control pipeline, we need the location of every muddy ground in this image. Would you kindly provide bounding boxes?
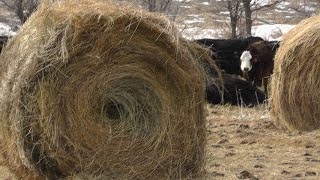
[204,104,320,180]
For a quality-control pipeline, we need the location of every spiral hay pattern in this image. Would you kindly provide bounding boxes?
[270,14,320,131]
[0,0,208,179]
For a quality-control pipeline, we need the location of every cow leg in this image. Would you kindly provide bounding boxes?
[263,77,268,99]
[253,75,262,88]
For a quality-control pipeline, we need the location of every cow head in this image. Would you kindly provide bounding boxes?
[240,50,253,80]
[240,43,261,80]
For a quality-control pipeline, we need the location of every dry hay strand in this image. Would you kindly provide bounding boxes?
[270,14,320,131]
[0,0,209,179]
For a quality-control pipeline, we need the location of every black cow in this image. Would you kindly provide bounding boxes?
[206,74,266,106]
[196,36,264,76]
[0,35,9,52]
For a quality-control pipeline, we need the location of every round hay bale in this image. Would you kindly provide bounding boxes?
[0,0,208,179]
[270,14,320,131]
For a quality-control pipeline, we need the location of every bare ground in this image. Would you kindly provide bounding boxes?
[204,104,320,180]
[2,104,320,179]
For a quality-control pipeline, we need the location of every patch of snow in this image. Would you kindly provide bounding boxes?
[0,22,16,36]
[303,5,316,12]
[278,1,290,7]
[180,24,295,41]
[252,24,295,41]
[180,27,223,40]
[184,18,205,24]
[188,14,201,18]
[275,9,287,12]
[202,2,210,6]
[181,5,191,9]
[253,0,270,6]
[219,11,229,15]
[214,19,228,23]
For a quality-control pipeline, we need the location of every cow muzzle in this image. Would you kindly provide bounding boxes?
[242,69,249,80]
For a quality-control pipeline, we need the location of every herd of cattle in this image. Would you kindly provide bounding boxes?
[196,36,280,107]
[0,35,278,107]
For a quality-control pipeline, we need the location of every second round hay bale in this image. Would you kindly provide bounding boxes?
[270,14,320,131]
[0,0,209,179]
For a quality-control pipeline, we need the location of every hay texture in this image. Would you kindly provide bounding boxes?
[270,14,320,131]
[0,0,208,179]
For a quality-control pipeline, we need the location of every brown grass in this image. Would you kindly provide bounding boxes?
[205,104,320,179]
[270,13,320,131]
[0,0,210,179]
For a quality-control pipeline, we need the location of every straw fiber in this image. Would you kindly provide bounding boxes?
[270,14,320,131]
[0,0,208,179]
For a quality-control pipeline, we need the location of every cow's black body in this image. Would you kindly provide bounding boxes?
[206,74,266,106]
[0,35,9,52]
[196,37,281,106]
[196,37,264,76]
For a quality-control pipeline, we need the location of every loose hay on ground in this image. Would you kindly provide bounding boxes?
[0,0,211,179]
[270,14,320,131]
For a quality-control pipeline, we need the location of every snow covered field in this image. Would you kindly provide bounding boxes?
[0,20,295,42]
[0,22,15,36]
[180,24,295,41]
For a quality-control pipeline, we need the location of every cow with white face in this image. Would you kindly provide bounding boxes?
[240,50,253,81]
[239,41,278,97]
[195,36,264,76]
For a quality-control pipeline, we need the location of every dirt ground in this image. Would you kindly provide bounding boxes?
[2,104,320,179]
[204,104,320,180]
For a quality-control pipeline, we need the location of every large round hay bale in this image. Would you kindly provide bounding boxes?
[270,14,320,131]
[0,0,208,179]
